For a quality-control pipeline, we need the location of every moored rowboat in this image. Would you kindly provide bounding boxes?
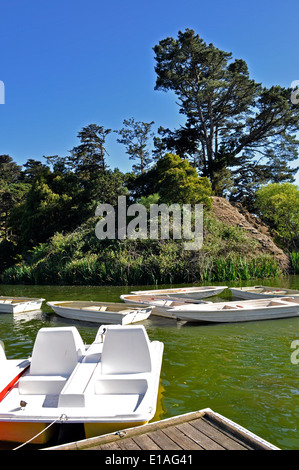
[229,286,299,299]
[0,296,45,314]
[130,286,227,299]
[168,297,299,323]
[47,301,152,325]
[120,294,211,318]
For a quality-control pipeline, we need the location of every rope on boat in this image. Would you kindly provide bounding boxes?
[13,414,68,450]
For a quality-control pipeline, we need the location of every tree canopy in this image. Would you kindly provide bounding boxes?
[0,155,30,240]
[68,124,112,175]
[154,153,212,206]
[255,182,299,250]
[153,29,299,202]
[116,118,155,173]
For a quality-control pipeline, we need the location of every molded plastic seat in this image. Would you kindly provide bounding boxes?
[59,326,153,407]
[101,325,152,375]
[19,327,85,395]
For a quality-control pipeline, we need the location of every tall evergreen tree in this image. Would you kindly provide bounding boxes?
[116,118,154,173]
[0,154,21,182]
[21,158,50,182]
[68,124,111,175]
[153,29,299,200]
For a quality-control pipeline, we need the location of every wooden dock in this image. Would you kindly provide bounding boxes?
[45,408,279,451]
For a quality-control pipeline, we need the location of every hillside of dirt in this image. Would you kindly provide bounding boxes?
[211,197,292,273]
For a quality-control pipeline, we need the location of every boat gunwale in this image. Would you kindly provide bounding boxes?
[131,286,228,295]
[47,301,153,313]
[169,296,299,312]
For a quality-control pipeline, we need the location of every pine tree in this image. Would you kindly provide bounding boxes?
[153,29,299,200]
[69,124,111,176]
[116,118,154,173]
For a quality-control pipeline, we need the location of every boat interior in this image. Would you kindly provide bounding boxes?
[173,297,299,311]
[123,294,207,307]
[0,298,35,304]
[217,297,299,310]
[51,301,150,313]
[0,325,162,421]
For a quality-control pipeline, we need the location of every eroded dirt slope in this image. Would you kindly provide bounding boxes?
[211,197,292,273]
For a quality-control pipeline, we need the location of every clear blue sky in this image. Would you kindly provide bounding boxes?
[0,0,298,183]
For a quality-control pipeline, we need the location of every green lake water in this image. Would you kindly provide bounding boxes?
[0,276,299,450]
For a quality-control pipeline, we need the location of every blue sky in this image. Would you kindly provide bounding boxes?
[0,0,298,183]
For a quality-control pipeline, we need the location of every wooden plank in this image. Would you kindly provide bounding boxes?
[146,429,183,450]
[132,433,161,450]
[203,412,275,450]
[177,422,225,450]
[117,438,142,451]
[97,441,123,450]
[191,418,248,450]
[162,425,204,450]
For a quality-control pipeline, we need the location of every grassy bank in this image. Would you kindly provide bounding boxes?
[1,214,282,285]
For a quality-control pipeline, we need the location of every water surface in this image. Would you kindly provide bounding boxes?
[0,276,298,449]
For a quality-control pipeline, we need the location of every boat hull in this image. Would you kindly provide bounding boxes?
[0,297,44,314]
[0,418,150,444]
[0,420,56,444]
[47,301,152,324]
[173,304,299,323]
[230,286,299,300]
[120,294,210,319]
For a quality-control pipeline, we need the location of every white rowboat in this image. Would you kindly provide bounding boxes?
[120,294,211,318]
[168,297,299,323]
[47,301,152,325]
[0,325,164,444]
[229,286,299,299]
[0,296,45,314]
[130,286,227,299]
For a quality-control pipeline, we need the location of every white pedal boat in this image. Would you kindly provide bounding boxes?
[0,296,45,314]
[168,297,299,323]
[47,301,152,324]
[0,325,164,445]
[130,286,227,299]
[229,285,299,299]
[120,294,211,318]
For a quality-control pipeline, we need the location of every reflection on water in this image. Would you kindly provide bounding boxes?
[0,277,298,449]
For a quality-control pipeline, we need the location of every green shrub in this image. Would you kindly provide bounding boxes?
[1,216,283,285]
